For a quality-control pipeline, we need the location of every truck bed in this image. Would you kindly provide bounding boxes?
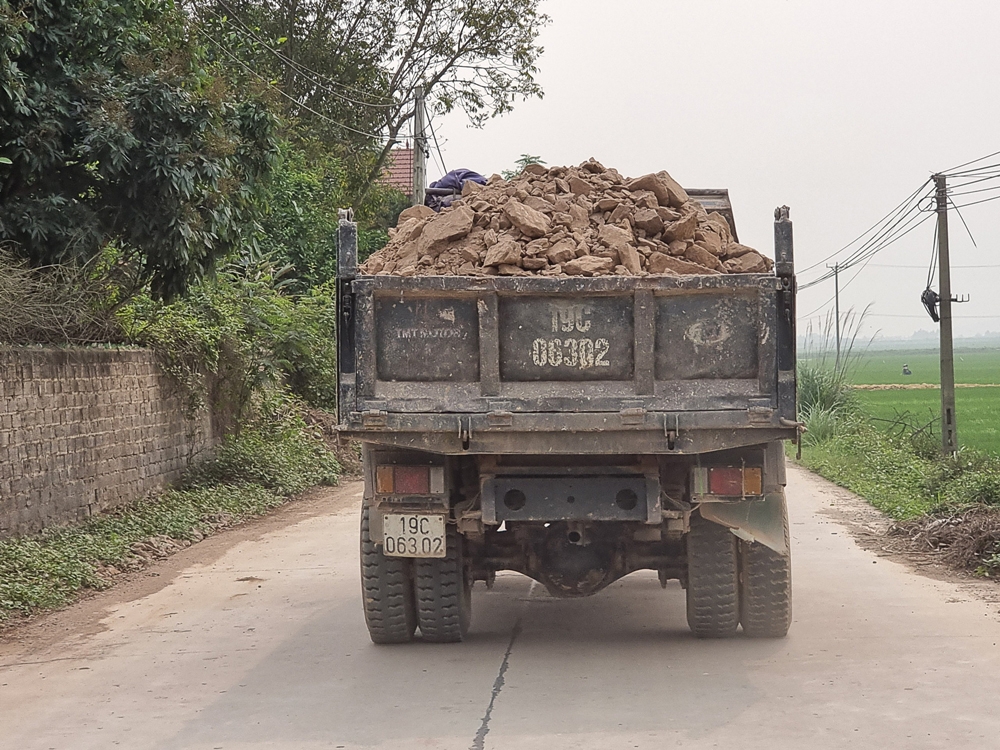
[338,272,796,455]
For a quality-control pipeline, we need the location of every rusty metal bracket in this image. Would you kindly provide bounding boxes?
[780,417,807,459]
[619,407,646,426]
[361,410,387,427]
[487,410,513,427]
[662,413,679,450]
[458,416,472,450]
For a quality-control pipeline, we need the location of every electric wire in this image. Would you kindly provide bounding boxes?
[799,208,935,290]
[798,179,932,274]
[940,147,1000,175]
[427,113,448,176]
[207,0,398,107]
[195,26,389,141]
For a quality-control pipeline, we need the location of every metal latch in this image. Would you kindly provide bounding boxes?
[361,410,388,427]
[487,410,513,427]
[619,407,646,426]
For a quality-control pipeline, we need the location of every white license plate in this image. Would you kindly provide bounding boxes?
[382,514,447,558]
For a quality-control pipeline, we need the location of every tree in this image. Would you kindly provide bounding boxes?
[189,0,549,205]
[0,0,278,299]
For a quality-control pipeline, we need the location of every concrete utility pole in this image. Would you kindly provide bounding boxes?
[827,262,841,370]
[933,173,958,455]
[412,85,426,207]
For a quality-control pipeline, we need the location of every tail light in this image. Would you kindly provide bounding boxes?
[375,465,445,495]
[693,466,762,497]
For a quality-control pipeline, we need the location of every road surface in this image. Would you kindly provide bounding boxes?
[2,465,1000,750]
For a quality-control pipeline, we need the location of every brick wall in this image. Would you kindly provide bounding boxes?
[0,348,214,537]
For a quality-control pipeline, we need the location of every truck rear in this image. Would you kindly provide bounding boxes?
[336,197,798,643]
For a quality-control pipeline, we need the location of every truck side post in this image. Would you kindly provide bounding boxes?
[337,212,358,424]
[773,207,798,455]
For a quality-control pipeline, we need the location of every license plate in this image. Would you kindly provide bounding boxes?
[382,513,447,558]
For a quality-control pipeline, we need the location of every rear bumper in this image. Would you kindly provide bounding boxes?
[340,410,796,455]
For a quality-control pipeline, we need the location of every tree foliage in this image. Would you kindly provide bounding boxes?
[190,0,549,202]
[0,0,278,298]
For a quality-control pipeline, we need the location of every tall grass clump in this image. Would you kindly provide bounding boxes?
[797,306,870,444]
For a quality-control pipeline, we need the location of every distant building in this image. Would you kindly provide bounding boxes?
[383,147,414,199]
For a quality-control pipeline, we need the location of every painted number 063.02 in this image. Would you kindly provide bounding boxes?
[530,337,610,369]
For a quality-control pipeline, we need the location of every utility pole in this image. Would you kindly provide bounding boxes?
[827,262,841,370]
[933,173,958,455]
[412,85,426,208]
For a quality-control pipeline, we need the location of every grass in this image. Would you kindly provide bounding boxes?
[800,347,1000,385]
[0,419,340,625]
[856,388,1000,455]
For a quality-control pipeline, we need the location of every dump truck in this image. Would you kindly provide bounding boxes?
[335,195,798,643]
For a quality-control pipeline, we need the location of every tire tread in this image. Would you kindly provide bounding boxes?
[360,505,416,644]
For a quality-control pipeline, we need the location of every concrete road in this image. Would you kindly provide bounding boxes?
[3,465,1000,750]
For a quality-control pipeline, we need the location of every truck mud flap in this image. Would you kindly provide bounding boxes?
[698,491,788,556]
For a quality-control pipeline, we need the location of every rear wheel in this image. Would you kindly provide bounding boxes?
[686,512,740,638]
[739,498,792,638]
[360,505,417,644]
[415,524,472,643]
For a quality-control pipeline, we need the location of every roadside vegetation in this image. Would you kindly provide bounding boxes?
[796,313,1000,577]
[0,0,548,625]
[0,414,340,624]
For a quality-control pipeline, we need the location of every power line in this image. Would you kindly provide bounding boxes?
[941,149,1000,174]
[864,263,1000,269]
[799,208,935,290]
[207,1,398,108]
[195,26,389,141]
[427,113,448,177]
[798,179,931,274]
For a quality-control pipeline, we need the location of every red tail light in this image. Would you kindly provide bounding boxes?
[392,466,431,494]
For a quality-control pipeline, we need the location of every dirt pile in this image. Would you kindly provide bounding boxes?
[362,159,773,277]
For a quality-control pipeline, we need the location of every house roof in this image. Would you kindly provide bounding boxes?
[383,148,413,194]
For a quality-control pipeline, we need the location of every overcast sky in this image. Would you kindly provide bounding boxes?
[432,0,1000,341]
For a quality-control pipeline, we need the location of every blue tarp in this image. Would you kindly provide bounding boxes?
[425,169,487,211]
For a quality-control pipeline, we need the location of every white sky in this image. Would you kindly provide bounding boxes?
[433,0,1000,340]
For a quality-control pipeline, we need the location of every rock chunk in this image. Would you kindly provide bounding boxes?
[564,256,615,276]
[417,206,474,257]
[397,204,436,224]
[503,201,551,238]
[361,159,771,277]
[483,239,523,267]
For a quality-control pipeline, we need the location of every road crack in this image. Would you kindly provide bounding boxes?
[470,581,535,750]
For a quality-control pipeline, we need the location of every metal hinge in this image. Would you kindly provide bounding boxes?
[361,410,388,427]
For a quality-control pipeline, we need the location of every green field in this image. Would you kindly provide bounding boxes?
[855,388,1000,455]
[801,348,1000,385]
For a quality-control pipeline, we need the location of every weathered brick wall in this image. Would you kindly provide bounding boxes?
[0,348,214,537]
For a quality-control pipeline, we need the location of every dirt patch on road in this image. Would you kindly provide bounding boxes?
[794,464,1000,605]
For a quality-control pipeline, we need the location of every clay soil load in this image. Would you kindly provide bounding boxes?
[362,159,774,278]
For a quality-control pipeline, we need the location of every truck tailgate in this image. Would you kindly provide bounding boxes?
[338,274,796,453]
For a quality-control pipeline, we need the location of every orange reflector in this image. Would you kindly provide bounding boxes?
[375,466,394,494]
[393,466,431,495]
[708,467,763,496]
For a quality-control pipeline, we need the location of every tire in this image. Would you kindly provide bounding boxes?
[414,524,471,643]
[686,511,740,638]
[360,505,417,644]
[739,499,792,638]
